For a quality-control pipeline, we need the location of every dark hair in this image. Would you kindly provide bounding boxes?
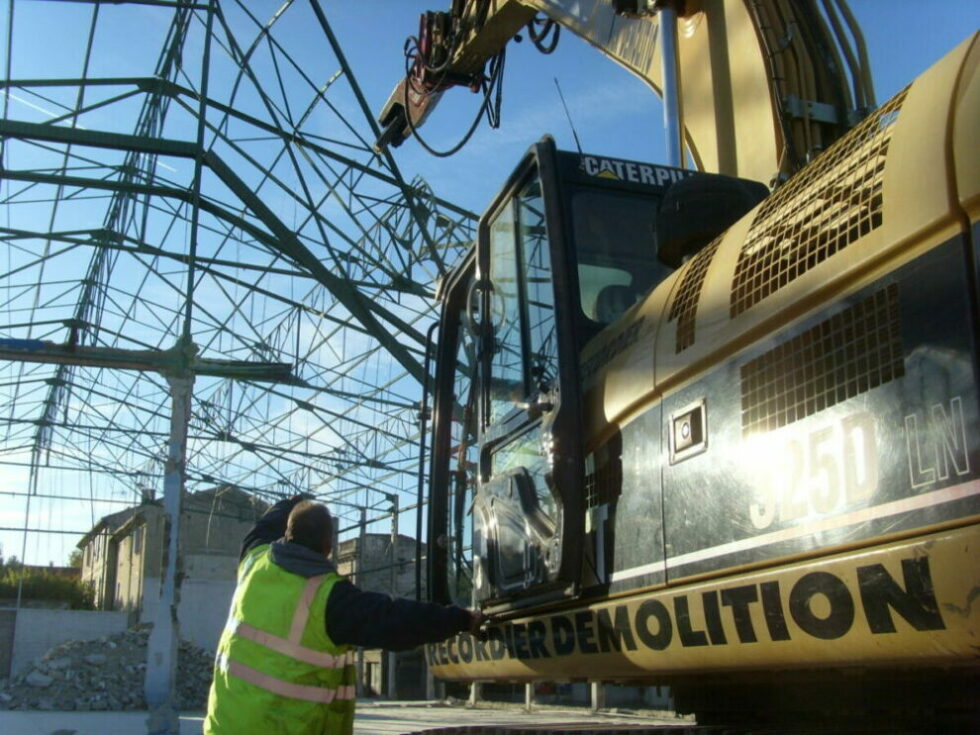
[285,501,332,554]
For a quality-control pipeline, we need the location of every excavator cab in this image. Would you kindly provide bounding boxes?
[426,137,766,613]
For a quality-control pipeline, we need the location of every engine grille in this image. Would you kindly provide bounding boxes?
[668,237,721,353]
[730,88,909,318]
[740,284,905,436]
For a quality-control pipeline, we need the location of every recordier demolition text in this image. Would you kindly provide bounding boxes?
[426,555,945,666]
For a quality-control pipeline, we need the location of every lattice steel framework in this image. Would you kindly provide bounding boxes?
[0,0,475,563]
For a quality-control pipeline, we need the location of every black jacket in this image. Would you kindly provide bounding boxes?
[240,496,471,651]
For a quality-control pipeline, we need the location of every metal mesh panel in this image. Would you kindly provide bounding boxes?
[730,88,909,318]
[668,237,722,353]
[740,284,905,436]
[584,445,622,510]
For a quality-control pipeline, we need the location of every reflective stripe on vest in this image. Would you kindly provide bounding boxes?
[224,575,350,669]
[226,619,351,669]
[224,569,354,702]
[289,574,323,641]
[216,652,356,704]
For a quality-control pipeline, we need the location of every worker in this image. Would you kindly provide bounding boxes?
[204,494,482,734]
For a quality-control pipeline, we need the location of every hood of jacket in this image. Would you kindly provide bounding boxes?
[268,539,338,578]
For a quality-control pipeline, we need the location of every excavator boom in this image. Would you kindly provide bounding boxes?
[377,0,875,185]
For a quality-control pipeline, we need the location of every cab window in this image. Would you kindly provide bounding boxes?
[570,187,672,325]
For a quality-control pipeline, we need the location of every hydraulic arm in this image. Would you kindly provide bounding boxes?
[377,0,876,185]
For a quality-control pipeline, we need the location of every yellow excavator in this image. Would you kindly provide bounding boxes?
[379,1,979,726]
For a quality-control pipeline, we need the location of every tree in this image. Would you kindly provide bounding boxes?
[0,561,94,609]
[68,548,84,568]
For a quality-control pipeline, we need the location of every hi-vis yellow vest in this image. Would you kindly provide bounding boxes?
[204,544,356,735]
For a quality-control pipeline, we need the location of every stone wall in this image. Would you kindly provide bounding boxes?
[114,525,144,612]
[182,497,254,556]
[174,553,239,653]
[338,533,417,597]
[9,609,128,676]
[136,554,238,654]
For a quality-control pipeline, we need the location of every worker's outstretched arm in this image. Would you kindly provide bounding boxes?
[326,580,481,651]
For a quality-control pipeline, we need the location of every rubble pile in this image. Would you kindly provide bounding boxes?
[0,626,214,712]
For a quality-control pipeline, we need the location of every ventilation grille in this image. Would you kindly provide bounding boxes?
[740,284,905,436]
[584,444,621,510]
[730,88,909,318]
[668,237,721,353]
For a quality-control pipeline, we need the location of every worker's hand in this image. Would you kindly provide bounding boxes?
[466,609,485,635]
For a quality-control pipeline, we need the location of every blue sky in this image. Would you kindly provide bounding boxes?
[329,1,979,214]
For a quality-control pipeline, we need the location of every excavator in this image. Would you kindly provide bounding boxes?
[378,1,979,727]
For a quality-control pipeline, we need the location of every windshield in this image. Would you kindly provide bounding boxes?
[570,186,672,325]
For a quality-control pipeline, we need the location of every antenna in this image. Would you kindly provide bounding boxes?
[553,77,583,155]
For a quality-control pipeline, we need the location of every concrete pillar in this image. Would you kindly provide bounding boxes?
[590,680,605,712]
[387,650,397,699]
[426,670,444,701]
[524,682,534,712]
[468,681,482,707]
[356,508,366,697]
[144,372,193,735]
[387,496,399,699]
[356,650,365,697]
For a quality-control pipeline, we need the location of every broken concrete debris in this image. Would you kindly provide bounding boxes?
[0,625,214,711]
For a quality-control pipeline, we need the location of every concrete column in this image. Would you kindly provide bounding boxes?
[386,650,397,699]
[144,372,193,735]
[468,681,482,707]
[387,495,398,699]
[590,680,605,712]
[524,682,534,712]
[389,495,399,596]
[356,650,365,697]
[356,508,366,697]
[426,669,444,701]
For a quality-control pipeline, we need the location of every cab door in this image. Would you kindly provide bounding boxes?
[471,139,584,611]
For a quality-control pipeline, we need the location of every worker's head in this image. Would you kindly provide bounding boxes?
[285,500,333,558]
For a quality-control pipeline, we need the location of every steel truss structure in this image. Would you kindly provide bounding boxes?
[0,0,475,568]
